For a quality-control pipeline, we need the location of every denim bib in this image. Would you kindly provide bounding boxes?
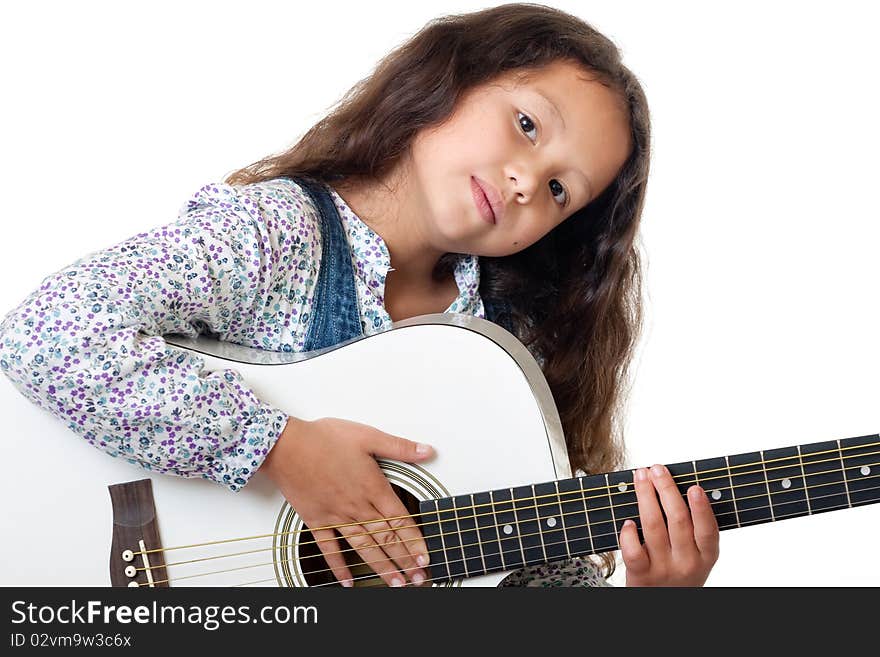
[285,176,513,352]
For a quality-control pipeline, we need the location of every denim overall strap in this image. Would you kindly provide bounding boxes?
[285,176,364,351]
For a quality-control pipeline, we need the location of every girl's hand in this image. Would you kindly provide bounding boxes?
[620,464,720,586]
[260,416,435,588]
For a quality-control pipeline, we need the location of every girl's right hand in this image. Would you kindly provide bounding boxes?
[259,416,435,587]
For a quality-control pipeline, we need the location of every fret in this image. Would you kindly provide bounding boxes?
[512,484,545,566]
[796,446,815,515]
[491,488,525,570]
[579,477,597,554]
[758,451,776,522]
[556,481,574,558]
[840,433,880,507]
[473,491,502,573]
[725,456,742,527]
[418,499,449,581]
[607,469,638,544]
[558,477,593,557]
[763,446,809,522]
[666,460,698,504]
[436,496,466,578]
[694,456,738,530]
[836,440,852,507]
[582,474,616,553]
[728,451,773,526]
[534,481,568,562]
[530,485,549,562]
[453,493,483,577]
[664,460,698,536]
[800,439,848,515]
[603,474,617,542]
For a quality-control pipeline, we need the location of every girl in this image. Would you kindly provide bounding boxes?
[0,3,719,587]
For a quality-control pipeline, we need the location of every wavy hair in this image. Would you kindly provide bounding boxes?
[225,3,651,580]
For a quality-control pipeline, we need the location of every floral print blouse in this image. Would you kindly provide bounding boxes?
[0,176,611,587]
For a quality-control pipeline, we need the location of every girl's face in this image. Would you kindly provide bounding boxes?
[409,59,633,257]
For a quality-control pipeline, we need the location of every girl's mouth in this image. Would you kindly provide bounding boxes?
[471,176,496,225]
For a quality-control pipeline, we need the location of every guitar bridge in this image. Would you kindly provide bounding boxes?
[108,479,169,587]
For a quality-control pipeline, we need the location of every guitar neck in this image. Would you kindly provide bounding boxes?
[419,432,880,581]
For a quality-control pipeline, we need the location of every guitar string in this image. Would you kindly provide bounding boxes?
[150,473,880,586]
[131,441,878,559]
[293,473,880,588]
[144,448,878,572]
[132,440,880,559]
[152,462,880,584]
[131,456,880,586]
[135,470,880,587]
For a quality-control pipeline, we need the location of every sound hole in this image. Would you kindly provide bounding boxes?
[298,483,422,587]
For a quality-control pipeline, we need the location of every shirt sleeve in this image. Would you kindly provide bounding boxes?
[498,555,613,587]
[0,181,301,493]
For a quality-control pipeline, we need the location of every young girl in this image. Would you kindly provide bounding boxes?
[0,3,719,587]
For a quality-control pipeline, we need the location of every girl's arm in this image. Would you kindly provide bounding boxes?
[0,181,302,492]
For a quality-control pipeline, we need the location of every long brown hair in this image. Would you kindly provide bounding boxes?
[226,3,650,580]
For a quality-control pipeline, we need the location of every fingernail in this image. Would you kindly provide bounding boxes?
[416,554,429,567]
[391,576,404,587]
[342,578,353,588]
[624,519,635,528]
[635,468,647,481]
[412,571,425,586]
[416,443,431,455]
[651,464,665,477]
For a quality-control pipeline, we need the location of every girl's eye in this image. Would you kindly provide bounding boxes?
[516,111,569,207]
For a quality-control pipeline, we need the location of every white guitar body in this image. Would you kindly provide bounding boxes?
[0,313,572,587]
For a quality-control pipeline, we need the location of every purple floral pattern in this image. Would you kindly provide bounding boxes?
[499,556,611,587]
[0,177,608,586]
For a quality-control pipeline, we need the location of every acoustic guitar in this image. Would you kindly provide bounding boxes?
[1,313,876,586]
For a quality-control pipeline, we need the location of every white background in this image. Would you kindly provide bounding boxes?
[1,1,877,586]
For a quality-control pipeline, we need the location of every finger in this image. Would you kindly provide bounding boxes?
[372,497,430,585]
[649,464,698,556]
[619,518,650,576]
[369,431,435,463]
[687,485,720,562]
[361,509,426,586]
[633,467,670,556]
[336,522,408,587]
[310,528,354,587]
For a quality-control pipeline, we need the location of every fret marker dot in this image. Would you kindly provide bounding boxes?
[546,517,557,528]
[781,478,792,489]
[710,490,722,500]
[503,524,514,535]
[861,465,871,476]
[618,482,628,492]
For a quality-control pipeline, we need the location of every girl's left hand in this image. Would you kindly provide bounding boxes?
[620,464,720,586]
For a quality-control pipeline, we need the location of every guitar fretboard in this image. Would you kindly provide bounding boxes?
[418,432,880,581]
